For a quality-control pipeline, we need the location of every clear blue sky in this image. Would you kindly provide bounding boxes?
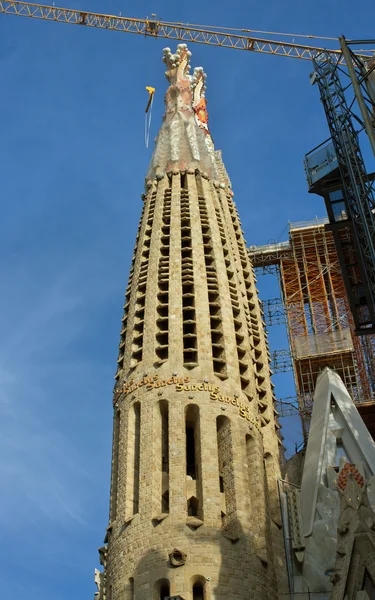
[1,1,374,598]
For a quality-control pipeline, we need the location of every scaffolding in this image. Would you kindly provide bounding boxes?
[261,298,286,327]
[249,218,375,438]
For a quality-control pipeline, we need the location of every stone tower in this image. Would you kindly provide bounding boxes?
[96,45,288,600]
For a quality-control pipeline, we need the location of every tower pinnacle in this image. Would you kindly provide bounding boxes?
[146,44,218,182]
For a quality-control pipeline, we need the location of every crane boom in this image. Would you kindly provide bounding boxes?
[1,0,348,63]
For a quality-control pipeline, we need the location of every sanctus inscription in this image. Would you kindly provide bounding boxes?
[115,373,260,429]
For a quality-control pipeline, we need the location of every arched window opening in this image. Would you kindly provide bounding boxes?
[153,578,170,600]
[185,405,200,480]
[153,400,170,516]
[126,402,141,518]
[186,425,196,479]
[125,577,134,600]
[160,400,169,513]
[193,583,204,600]
[185,404,203,519]
[133,402,141,514]
[159,582,169,600]
[191,575,207,600]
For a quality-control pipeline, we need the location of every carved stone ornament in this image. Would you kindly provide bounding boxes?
[169,548,187,567]
[330,469,375,600]
[94,568,104,600]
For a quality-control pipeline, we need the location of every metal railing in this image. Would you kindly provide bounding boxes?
[289,216,329,231]
[248,240,291,254]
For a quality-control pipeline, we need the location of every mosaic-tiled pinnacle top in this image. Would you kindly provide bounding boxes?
[146,44,219,183]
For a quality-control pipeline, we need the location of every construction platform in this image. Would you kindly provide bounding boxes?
[249,217,375,439]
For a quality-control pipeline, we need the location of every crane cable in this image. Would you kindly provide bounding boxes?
[160,21,339,42]
[145,86,155,149]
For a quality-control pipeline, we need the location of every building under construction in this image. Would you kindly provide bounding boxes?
[249,217,375,439]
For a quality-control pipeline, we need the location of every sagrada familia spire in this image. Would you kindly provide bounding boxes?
[94,44,288,600]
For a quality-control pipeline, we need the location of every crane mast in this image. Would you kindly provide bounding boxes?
[305,45,375,333]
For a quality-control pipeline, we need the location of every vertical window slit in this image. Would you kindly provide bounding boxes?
[126,402,141,518]
[186,425,196,480]
[160,400,169,513]
[153,579,170,600]
[191,576,207,600]
[133,402,141,514]
[193,583,204,600]
[109,409,120,521]
[185,404,202,519]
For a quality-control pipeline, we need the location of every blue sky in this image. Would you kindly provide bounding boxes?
[1,1,374,598]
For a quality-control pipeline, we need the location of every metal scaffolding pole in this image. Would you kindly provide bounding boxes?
[339,36,375,159]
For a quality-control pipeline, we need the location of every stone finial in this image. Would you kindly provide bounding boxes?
[146,45,218,182]
[162,44,192,85]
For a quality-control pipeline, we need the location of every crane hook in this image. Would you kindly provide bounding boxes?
[145,86,155,148]
[145,86,155,113]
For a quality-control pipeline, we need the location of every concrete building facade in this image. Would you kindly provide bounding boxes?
[95,44,288,600]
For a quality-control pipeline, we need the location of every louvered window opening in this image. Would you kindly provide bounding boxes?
[181,191,198,368]
[214,202,252,400]
[198,196,227,379]
[131,192,156,367]
[116,204,146,380]
[228,198,267,401]
[156,187,171,363]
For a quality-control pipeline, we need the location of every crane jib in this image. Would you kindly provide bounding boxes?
[2,0,371,65]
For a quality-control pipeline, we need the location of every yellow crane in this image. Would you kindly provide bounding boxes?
[1,0,371,63]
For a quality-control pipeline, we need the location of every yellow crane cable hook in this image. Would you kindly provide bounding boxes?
[145,86,155,113]
[145,86,155,148]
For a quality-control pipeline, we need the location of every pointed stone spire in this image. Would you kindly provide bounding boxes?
[103,42,289,600]
[146,44,218,183]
